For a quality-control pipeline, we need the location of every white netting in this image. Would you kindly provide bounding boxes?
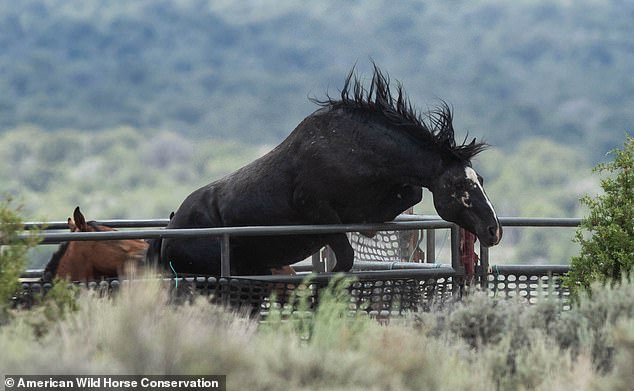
[348,228,427,263]
[348,231,403,262]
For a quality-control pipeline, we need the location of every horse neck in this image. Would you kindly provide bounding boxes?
[336,111,454,188]
[381,140,450,189]
[53,255,76,281]
[415,148,451,189]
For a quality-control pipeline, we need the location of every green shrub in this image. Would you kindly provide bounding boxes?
[564,135,634,297]
[0,197,40,322]
[1,196,78,326]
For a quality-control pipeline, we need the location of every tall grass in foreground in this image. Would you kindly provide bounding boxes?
[1,276,634,391]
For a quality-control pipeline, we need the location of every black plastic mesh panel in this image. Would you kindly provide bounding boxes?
[14,266,571,316]
[15,273,456,317]
[486,266,570,309]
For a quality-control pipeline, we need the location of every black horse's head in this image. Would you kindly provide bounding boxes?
[431,163,502,247]
[317,64,502,248]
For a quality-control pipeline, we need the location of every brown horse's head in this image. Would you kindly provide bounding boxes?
[43,207,148,282]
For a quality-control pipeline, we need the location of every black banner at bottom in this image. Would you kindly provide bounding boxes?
[4,375,225,391]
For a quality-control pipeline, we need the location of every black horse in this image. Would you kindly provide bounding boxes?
[157,65,502,275]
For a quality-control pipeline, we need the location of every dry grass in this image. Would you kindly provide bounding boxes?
[1,275,634,390]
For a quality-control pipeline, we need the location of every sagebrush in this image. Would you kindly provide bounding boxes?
[2,274,634,390]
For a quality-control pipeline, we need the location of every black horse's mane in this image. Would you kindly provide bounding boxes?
[313,64,488,162]
[43,241,68,281]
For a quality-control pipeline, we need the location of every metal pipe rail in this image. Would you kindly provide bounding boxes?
[20,215,582,230]
[11,215,582,278]
[238,267,457,283]
[15,220,455,243]
[21,219,171,230]
[14,220,456,277]
[20,261,454,279]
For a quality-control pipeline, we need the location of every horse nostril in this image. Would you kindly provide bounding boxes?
[488,225,498,238]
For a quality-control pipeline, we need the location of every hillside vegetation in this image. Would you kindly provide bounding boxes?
[0,126,267,219]
[1,0,632,160]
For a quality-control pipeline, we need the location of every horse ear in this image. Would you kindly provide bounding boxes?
[67,217,77,232]
[73,206,87,231]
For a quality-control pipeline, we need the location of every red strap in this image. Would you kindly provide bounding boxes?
[460,228,478,277]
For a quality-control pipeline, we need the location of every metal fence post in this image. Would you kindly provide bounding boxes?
[220,233,231,277]
[479,245,489,289]
[426,228,435,263]
[450,225,462,293]
[450,225,461,271]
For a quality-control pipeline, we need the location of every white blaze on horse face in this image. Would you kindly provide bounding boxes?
[464,167,498,223]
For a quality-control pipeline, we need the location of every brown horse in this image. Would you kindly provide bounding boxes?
[42,207,148,282]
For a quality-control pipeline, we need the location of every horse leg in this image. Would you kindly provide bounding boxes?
[294,188,355,272]
[328,233,354,272]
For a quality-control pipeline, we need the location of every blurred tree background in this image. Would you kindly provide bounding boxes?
[2,0,631,265]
